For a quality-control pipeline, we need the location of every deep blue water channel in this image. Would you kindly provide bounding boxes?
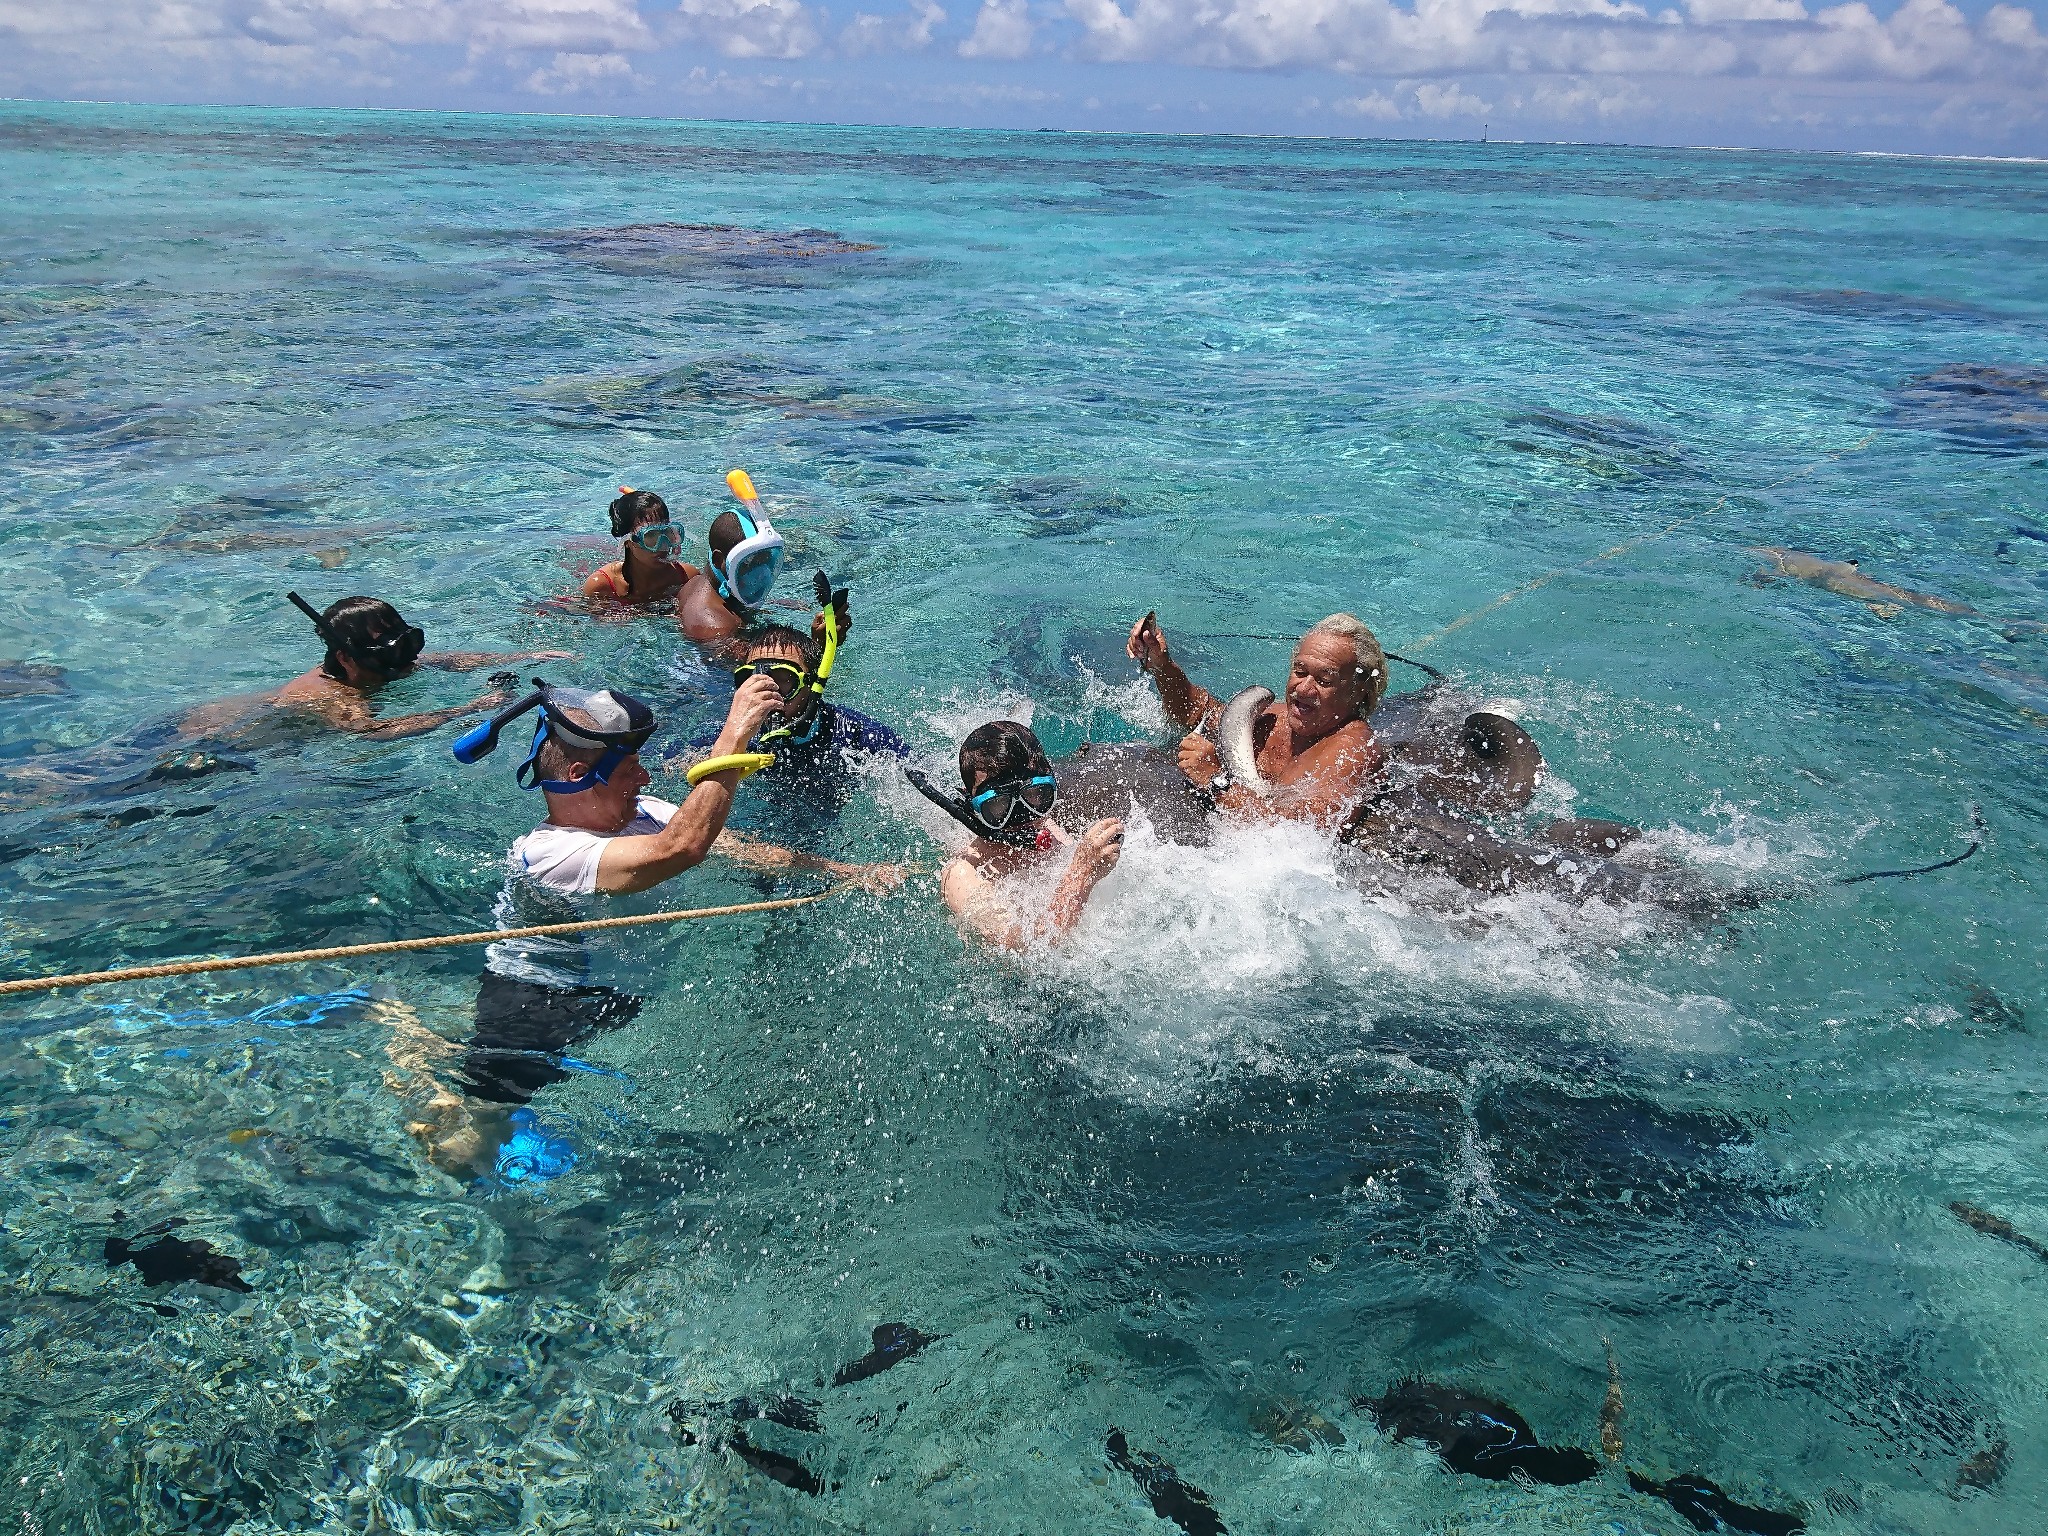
[1,101,2045,1533]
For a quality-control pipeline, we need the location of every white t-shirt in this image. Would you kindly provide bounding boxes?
[506,795,680,896]
[488,795,680,988]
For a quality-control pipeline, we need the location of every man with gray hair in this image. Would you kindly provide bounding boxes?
[1127,611,1387,833]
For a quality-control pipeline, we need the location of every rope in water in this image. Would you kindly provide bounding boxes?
[1403,432,1882,652]
[0,891,835,997]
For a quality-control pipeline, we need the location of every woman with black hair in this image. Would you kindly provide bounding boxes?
[582,488,698,606]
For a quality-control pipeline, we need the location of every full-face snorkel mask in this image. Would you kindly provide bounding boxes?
[741,571,845,750]
[289,591,425,675]
[451,678,657,794]
[712,469,786,610]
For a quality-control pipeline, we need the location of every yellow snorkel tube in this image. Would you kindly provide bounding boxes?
[751,570,844,750]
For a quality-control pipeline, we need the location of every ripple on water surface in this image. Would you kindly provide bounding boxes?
[1,103,2045,1535]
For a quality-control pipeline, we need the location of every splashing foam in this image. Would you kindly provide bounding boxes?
[1039,813,1742,1104]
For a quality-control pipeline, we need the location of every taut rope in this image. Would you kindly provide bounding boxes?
[0,892,834,997]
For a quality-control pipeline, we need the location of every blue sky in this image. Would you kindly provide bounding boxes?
[3,0,2045,154]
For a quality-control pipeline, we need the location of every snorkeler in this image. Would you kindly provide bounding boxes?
[181,592,568,741]
[678,470,848,654]
[917,721,1125,951]
[1128,611,1387,832]
[702,575,907,791]
[400,674,897,1179]
[582,487,699,606]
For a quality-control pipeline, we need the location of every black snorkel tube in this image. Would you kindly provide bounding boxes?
[904,767,1048,849]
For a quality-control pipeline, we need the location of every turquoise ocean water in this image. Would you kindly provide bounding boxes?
[2,101,2045,1533]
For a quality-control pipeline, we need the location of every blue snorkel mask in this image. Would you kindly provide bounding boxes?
[713,469,786,610]
[452,679,658,794]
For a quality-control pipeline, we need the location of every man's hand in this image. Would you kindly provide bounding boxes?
[718,672,786,752]
[1177,732,1222,790]
[1072,818,1125,882]
[1127,611,1168,673]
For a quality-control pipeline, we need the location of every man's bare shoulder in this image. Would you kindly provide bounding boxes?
[677,575,740,641]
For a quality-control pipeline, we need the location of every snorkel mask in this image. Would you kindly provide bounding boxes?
[906,767,1058,849]
[906,721,1060,849]
[712,469,786,610]
[626,521,685,562]
[741,572,845,750]
[289,590,425,675]
[451,678,657,794]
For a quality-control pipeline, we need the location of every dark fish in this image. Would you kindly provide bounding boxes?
[146,1301,180,1317]
[1247,1397,1344,1452]
[729,1429,823,1495]
[831,1322,939,1386]
[1359,1380,1600,1486]
[147,751,254,783]
[2010,524,2048,544]
[669,1394,821,1433]
[1950,1201,2048,1264]
[1627,1471,1805,1535]
[1956,1437,2008,1492]
[0,662,67,698]
[1106,1428,1226,1536]
[104,1219,254,1293]
[1961,982,2025,1032]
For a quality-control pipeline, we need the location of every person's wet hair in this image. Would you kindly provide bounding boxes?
[608,489,669,538]
[959,720,1049,795]
[743,623,822,675]
[533,706,604,785]
[318,595,409,681]
[1304,612,1388,716]
[708,509,746,566]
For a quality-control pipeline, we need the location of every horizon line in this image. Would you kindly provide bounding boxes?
[6,92,2047,165]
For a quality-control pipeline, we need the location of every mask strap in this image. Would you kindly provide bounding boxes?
[906,767,1040,847]
[517,717,630,794]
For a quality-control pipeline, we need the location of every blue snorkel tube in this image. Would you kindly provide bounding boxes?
[452,682,547,764]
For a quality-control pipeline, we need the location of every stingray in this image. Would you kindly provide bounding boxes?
[1956,1437,2008,1492]
[533,222,881,274]
[0,661,67,698]
[104,1218,253,1293]
[1627,1471,1805,1535]
[831,1322,940,1386]
[1358,1379,1600,1485]
[1106,1428,1226,1535]
[1890,364,2048,453]
[728,1429,824,1495]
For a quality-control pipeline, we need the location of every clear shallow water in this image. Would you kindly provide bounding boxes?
[1,102,2045,1534]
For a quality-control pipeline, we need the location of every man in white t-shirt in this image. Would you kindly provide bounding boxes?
[507,672,781,895]
[398,673,896,1181]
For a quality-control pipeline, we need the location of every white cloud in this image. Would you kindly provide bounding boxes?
[840,0,946,53]
[1337,89,1405,118]
[1054,0,2048,88]
[1685,0,1807,20]
[959,0,1036,58]
[670,0,824,58]
[524,47,638,92]
[1414,79,1489,116]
